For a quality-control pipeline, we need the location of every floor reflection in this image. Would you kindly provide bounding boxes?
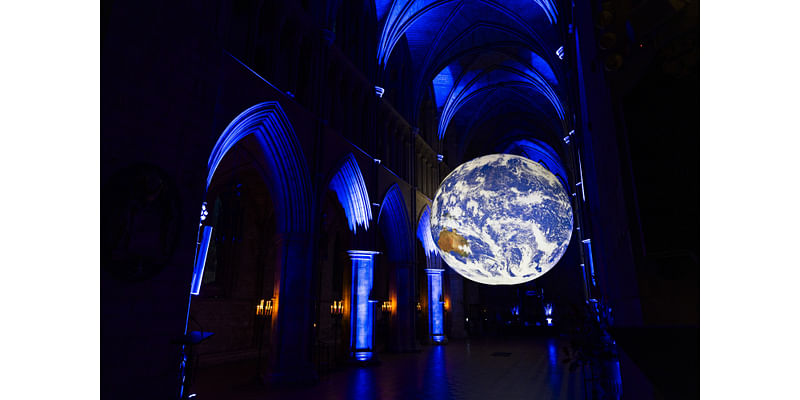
[346,367,378,400]
[547,338,563,398]
[193,336,585,400]
[422,345,451,400]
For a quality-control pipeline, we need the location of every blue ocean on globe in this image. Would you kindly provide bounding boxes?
[431,154,573,285]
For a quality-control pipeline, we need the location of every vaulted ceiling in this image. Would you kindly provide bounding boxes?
[375,0,569,166]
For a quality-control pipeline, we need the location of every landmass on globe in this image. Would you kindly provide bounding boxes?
[437,229,470,257]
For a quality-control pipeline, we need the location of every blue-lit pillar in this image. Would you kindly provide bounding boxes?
[426,268,447,344]
[348,250,380,361]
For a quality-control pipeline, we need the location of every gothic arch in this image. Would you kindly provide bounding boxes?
[416,205,442,269]
[327,153,373,233]
[378,184,412,263]
[207,101,312,234]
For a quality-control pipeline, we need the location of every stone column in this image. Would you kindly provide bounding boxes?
[390,262,416,352]
[426,268,447,344]
[348,250,380,362]
[446,268,468,339]
[267,232,315,384]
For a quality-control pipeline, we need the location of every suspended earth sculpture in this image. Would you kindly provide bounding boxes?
[431,154,573,285]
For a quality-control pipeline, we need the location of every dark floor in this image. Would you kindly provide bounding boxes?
[192,336,585,400]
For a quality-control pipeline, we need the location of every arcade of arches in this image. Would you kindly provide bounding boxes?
[102,1,698,399]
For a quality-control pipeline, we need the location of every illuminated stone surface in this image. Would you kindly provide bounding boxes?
[431,154,573,285]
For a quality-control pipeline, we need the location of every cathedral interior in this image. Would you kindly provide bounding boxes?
[101,0,699,399]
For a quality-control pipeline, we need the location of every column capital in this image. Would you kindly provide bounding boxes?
[347,250,381,261]
[425,268,445,274]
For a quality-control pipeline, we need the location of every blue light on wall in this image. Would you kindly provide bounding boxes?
[206,101,311,234]
[502,138,570,192]
[377,0,560,67]
[190,225,213,295]
[349,250,380,361]
[435,65,566,140]
[432,66,455,108]
[556,46,564,60]
[378,184,412,263]
[416,206,439,261]
[427,268,446,343]
[537,0,559,24]
[528,51,559,85]
[329,154,373,233]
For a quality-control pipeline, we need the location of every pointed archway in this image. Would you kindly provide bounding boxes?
[313,153,374,365]
[377,184,416,351]
[189,101,315,385]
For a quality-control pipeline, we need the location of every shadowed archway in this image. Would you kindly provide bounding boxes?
[192,101,316,385]
[377,184,416,351]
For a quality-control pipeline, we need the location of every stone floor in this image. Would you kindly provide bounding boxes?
[192,335,586,400]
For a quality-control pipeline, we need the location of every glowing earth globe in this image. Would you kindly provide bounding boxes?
[431,154,573,285]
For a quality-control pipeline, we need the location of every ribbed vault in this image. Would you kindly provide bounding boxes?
[376,0,569,168]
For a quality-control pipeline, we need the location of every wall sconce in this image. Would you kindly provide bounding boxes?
[443,299,449,311]
[330,300,344,318]
[256,298,273,317]
[381,301,392,313]
[416,302,422,312]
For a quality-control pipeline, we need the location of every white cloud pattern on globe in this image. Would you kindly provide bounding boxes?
[431,154,573,285]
